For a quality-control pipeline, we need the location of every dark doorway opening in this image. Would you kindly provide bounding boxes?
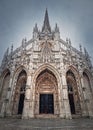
[68,93,75,114]
[40,94,54,114]
[18,93,25,114]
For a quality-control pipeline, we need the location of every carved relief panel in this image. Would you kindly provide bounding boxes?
[40,40,54,63]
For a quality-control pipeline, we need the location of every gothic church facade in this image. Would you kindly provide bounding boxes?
[0,10,93,119]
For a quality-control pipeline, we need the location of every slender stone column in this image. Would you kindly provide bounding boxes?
[61,74,72,119]
[29,89,35,117]
[58,85,65,118]
[22,74,34,118]
[55,69,65,118]
[79,76,88,117]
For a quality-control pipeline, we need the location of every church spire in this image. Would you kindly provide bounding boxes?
[42,9,51,33]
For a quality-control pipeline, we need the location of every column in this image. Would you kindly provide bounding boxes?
[58,84,65,118]
[22,73,34,119]
[61,74,72,119]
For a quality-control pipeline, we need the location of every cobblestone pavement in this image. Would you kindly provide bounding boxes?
[0,118,93,130]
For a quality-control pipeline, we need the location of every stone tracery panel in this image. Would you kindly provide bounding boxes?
[40,41,54,62]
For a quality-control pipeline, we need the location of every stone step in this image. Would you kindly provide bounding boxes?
[0,118,93,130]
[35,114,59,118]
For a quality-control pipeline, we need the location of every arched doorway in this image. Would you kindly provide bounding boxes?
[12,70,27,115]
[34,69,59,117]
[0,70,10,112]
[66,70,81,116]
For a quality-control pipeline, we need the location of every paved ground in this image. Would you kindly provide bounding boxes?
[0,117,93,130]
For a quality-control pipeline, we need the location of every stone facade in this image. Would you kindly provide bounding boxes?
[0,9,93,119]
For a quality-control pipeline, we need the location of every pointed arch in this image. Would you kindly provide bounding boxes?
[66,66,81,116]
[12,66,27,115]
[33,64,60,117]
[33,64,61,86]
[13,65,28,78]
[66,65,80,79]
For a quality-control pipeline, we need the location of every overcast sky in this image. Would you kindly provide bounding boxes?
[0,0,93,63]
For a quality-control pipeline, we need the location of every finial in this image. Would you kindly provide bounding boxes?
[34,23,38,32]
[6,47,9,55]
[66,38,69,43]
[11,44,13,53]
[55,23,59,32]
[68,38,71,46]
[22,38,26,47]
[79,44,82,52]
[55,23,57,29]
[84,47,88,56]
[24,37,27,43]
[4,47,9,58]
